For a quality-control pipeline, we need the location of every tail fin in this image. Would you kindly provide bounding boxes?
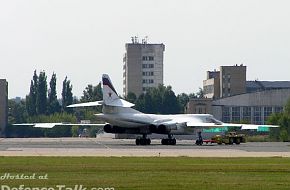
[102,74,134,107]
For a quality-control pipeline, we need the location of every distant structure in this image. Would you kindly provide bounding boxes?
[123,36,165,97]
[186,65,290,125]
[0,79,8,137]
[203,65,246,99]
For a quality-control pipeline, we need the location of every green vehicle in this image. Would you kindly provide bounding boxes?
[211,132,246,145]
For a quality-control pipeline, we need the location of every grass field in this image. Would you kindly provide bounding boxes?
[0,157,290,190]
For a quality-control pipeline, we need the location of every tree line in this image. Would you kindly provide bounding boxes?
[268,99,290,142]
[26,70,73,116]
[125,86,203,114]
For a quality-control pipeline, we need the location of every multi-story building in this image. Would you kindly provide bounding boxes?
[220,65,246,98]
[203,71,220,99]
[0,79,8,137]
[123,37,165,97]
[203,65,246,99]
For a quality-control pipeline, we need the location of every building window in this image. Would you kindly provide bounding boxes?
[274,107,283,113]
[253,107,262,124]
[232,107,240,122]
[227,75,231,83]
[222,107,230,123]
[242,107,251,123]
[142,72,154,76]
[149,56,154,61]
[143,64,154,69]
[142,56,148,61]
[198,107,203,114]
[264,107,273,121]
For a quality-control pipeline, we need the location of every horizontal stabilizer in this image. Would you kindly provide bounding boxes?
[105,98,135,107]
[67,101,103,108]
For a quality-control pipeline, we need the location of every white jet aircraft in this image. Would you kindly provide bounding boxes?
[67,74,279,145]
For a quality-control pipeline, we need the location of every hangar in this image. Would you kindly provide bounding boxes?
[212,89,290,125]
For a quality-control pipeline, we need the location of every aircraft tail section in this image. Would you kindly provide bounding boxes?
[102,74,134,108]
[67,74,135,108]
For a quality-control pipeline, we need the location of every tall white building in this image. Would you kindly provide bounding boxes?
[123,37,165,97]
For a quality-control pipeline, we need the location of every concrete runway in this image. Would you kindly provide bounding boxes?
[0,137,290,157]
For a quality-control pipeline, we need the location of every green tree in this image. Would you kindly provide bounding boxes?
[125,92,137,104]
[8,100,27,124]
[26,71,38,116]
[267,98,290,141]
[177,93,190,113]
[134,85,179,114]
[162,86,179,114]
[188,93,197,99]
[62,77,73,113]
[48,73,60,114]
[135,94,145,112]
[81,82,102,102]
[36,71,47,115]
[196,87,205,98]
[149,86,163,113]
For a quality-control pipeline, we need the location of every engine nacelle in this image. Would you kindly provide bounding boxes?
[150,122,187,134]
[103,124,141,134]
[103,124,113,133]
[157,124,170,134]
[103,124,125,133]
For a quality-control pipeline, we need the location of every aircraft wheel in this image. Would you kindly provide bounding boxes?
[172,139,176,145]
[161,139,168,145]
[140,138,146,145]
[229,138,234,145]
[196,139,203,146]
[235,138,241,145]
[171,139,176,145]
[146,139,151,145]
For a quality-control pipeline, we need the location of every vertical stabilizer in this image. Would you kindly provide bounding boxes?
[102,74,134,107]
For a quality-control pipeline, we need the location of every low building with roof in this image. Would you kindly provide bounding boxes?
[187,65,290,126]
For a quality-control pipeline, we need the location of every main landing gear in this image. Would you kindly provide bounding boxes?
[195,131,203,146]
[135,134,151,145]
[161,134,176,145]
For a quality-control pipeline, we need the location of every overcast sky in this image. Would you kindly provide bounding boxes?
[1,0,290,99]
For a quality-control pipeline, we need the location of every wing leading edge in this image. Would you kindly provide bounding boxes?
[13,123,105,128]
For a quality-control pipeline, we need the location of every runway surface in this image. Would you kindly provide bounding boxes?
[0,137,290,157]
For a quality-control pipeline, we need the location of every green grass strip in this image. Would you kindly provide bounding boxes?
[0,157,290,190]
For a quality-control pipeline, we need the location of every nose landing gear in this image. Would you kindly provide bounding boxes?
[195,131,203,146]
